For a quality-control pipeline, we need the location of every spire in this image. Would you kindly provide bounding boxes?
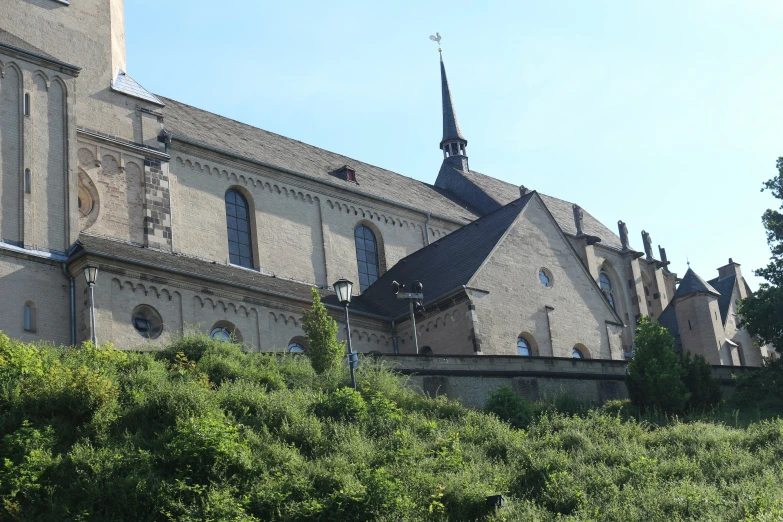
[672,268,720,303]
[440,53,466,146]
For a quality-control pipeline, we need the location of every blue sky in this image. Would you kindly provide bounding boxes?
[127,1,782,289]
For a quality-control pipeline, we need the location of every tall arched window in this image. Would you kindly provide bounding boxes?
[599,271,615,310]
[225,189,254,269]
[355,224,379,292]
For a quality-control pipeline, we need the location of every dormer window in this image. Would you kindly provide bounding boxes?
[331,165,357,183]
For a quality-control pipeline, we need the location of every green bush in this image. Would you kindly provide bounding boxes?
[1,332,783,520]
[733,356,783,412]
[679,351,722,411]
[483,385,534,429]
[626,317,689,414]
[301,288,345,374]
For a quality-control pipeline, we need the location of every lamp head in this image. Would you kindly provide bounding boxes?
[83,265,99,285]
[391,280,403,295]
[411,280,423,294]
[333,278,354,305]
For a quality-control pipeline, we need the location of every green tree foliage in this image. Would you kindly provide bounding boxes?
[483,385,534,429]
[2,333,783,519]
[739,157,783,352]
[626,317,690,414]
[301,287,345,374]
[678,351,721,411]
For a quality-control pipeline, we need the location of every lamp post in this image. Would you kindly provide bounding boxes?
[392,280,424,353]
[83,265,98,345]
[333,278,357,389]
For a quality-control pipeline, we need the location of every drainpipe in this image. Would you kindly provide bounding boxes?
[391,319,399,354]
[61,262,75,346]
[424,212,431,245]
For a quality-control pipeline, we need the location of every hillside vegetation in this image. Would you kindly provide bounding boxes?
[1,333,783,521]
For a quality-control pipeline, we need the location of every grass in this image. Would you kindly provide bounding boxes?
[1,332,782,521]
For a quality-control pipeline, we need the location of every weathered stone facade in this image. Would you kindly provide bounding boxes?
[0,0,769,373]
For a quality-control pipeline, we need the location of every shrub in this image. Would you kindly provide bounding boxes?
[483,385,534,429]
[733,356,783,412]
[301,288,345,374]
[626,317,689,414]
[314,387,367,422]
[679,351,722,411]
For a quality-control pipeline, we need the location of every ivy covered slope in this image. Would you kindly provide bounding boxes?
[2,334,783,521]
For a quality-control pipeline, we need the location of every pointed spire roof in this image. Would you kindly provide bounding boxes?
[440,53,467,146]
[672,268,720,302]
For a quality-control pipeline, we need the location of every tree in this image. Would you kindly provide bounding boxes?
[626,317,689,414]
[739,157,783,353]
[301,288,345,374]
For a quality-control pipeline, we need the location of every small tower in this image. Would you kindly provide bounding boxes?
[672,268,735,365]
[439,52,469,171]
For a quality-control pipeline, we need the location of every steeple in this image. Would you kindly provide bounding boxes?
[439,52,469,169]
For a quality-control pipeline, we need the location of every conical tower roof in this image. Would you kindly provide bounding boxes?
[672,268,720,302]
[440,53,467,146]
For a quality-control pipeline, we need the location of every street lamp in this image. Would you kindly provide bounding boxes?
[333,278,357,389]
[392,280,424,353]
[83,265,98,345]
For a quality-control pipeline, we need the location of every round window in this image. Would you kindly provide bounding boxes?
[211,327,231,341]
[538,268,553,288]
[131,305,163,339]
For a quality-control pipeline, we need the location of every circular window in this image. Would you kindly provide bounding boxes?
[572,347,584,359]
[211,327,231,341]
[288,342,306,353]
[131,305,163,339]
[517,337,531,357]
[538,268,553,288]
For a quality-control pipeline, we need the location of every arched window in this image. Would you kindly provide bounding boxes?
[599,271,615,310]
[517,337,531,357]
[354,225,379,292]
[572,347,584,358]
[23,302,36,332]
[225,189,254,269]
[288,342,305,353]
[419,346,433,356]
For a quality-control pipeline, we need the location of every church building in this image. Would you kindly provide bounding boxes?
[0,0,770,366]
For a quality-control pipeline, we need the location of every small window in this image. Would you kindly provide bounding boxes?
[24,93,30,116]
[210,327,231,341]
[23,302,36,332]
[644,286,650,297]
[131,305,163,339]
[288,342,306,353]
[688,319,692,330]
[24,169,31,194]
[572,347,584,359]
[538,268,553,288]
[419,346,433,356]
[517,337,531,357]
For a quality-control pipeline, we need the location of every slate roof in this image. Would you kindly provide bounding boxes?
[73,234,385,317]
[359,192,535,317]
[672,268,720,302]
[657,304,683,351]
[159,96,480,224]
[440,55,466,145]
[456,168,627,251]
[112,70,164,106]
[708,274,737,325]
[0,29,79,72]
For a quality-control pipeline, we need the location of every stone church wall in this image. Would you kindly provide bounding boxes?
[470,197,624,359]
[0,253,70,345]
[0,61,21,246]
[170,151,455,289]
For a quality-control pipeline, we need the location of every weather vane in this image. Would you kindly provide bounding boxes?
[429,32,442,53]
